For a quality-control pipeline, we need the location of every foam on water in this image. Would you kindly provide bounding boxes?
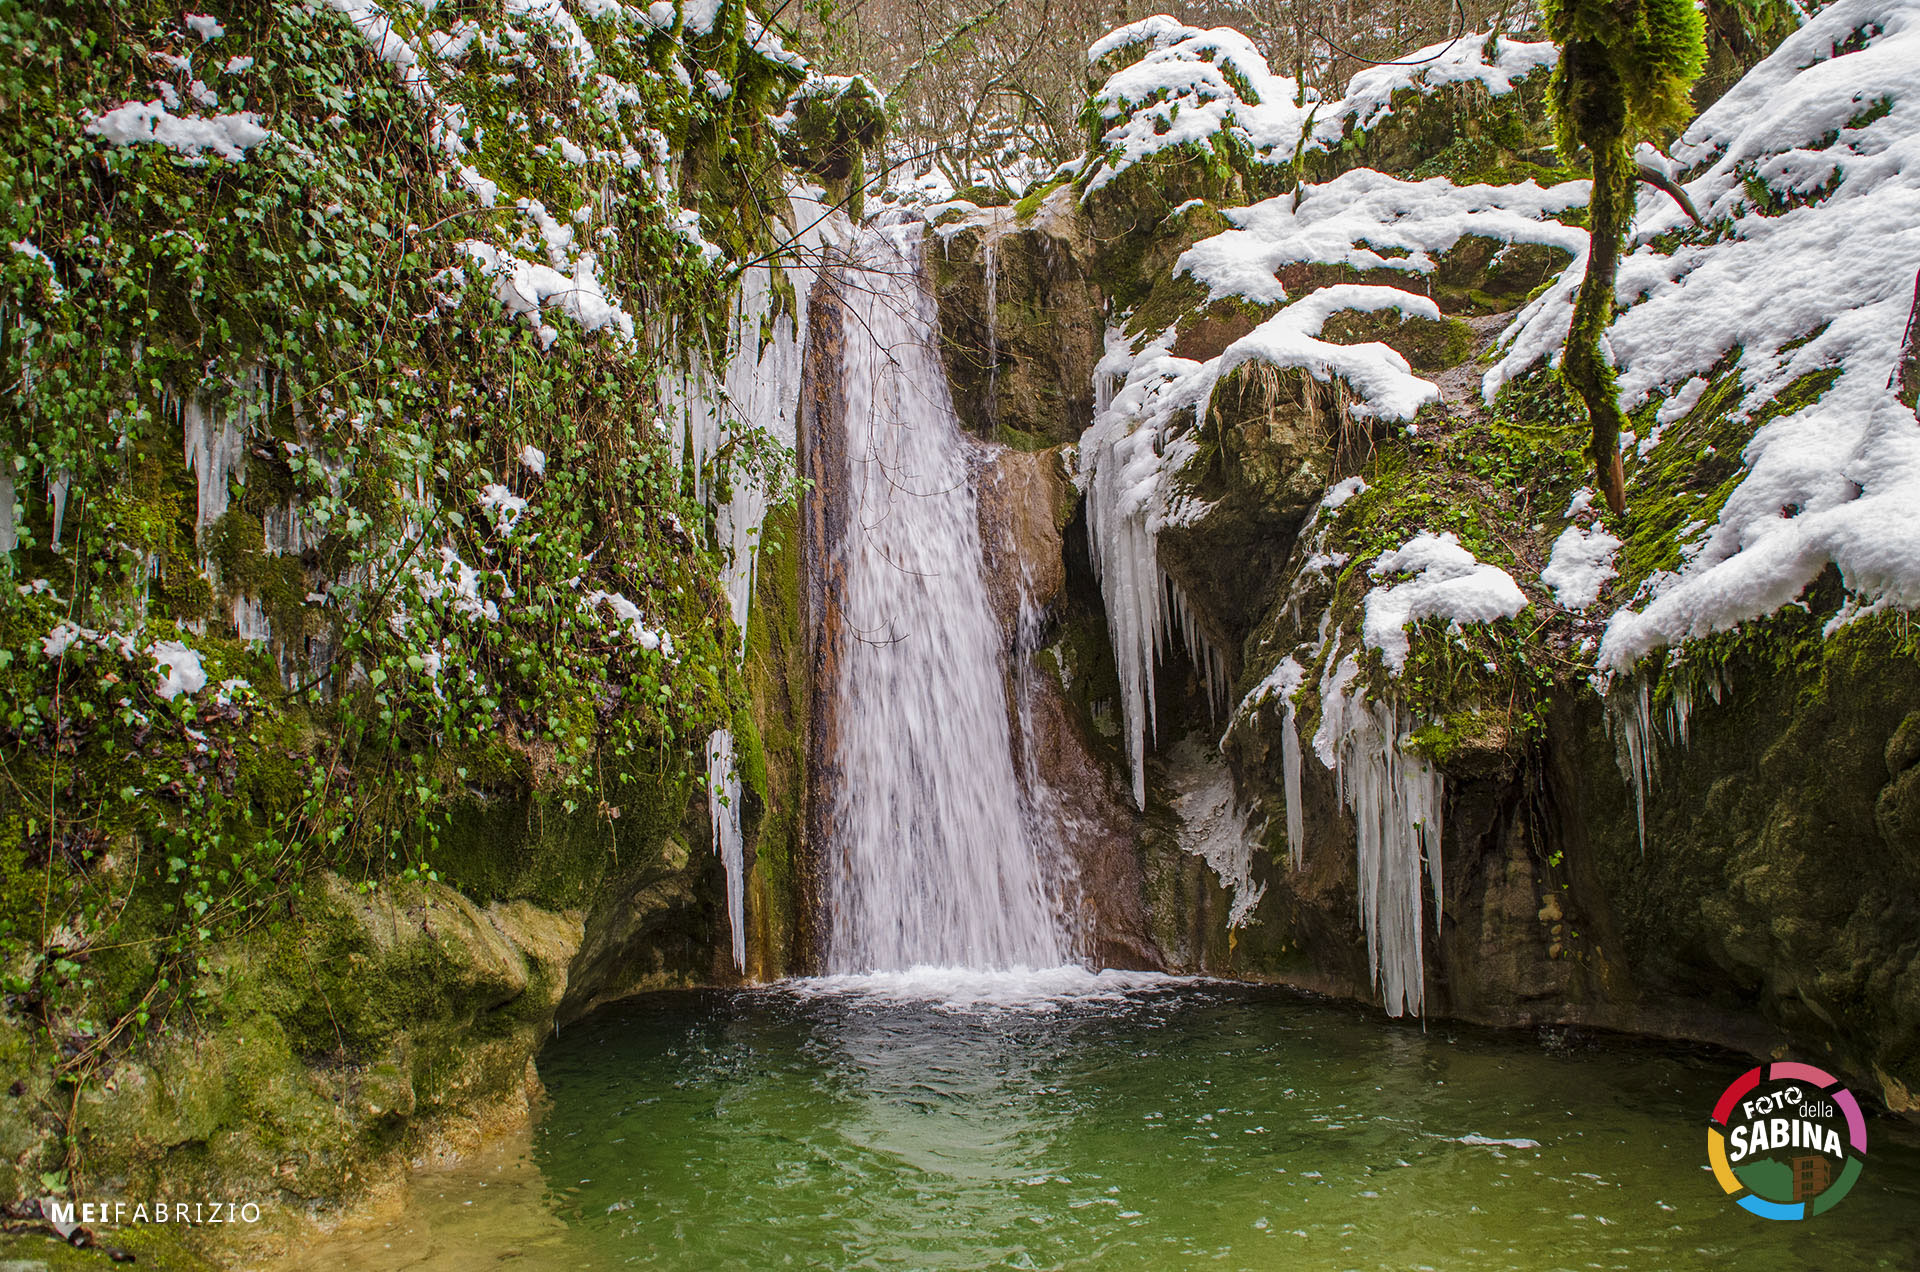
[781,965,1189,1012]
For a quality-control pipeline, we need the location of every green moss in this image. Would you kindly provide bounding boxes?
[1320,310,1473,372]
[1614,362,1840,590]
[1013,178,1070,221]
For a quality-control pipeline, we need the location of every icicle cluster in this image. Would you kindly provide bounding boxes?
[1606,667,1725,851]
[1313,652,1444,1018]
[1080,329,1237,809]
[668,193,846,973]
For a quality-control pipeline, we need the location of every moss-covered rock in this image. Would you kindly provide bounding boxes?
[929,188,1104,450]
[778,74,888,218]
[0,871,582,1262]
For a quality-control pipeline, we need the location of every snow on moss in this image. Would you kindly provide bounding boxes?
[1083,23,1558,194]
[1179,169,1587,306]
[1321,32,1557,139]
[151,640,209,700]
[1509,0,1920,673]
[1082,19,1306,193]
[85,100,271,162]
[1363,531,1528,672]
[1541,523,1621,611]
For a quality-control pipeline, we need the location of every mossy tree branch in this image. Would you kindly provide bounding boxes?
[1543,0,1705,513]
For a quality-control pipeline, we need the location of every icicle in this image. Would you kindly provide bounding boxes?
[1606,665,1725,852]
[1313,651,1443,1018]
[48,470,69,551]
[1081,324,1237,808]
[706,727,747,973]
[233,595,271,644]
[658,199,829,974]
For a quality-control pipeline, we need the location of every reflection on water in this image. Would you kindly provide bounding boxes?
[289,976,1920,1271]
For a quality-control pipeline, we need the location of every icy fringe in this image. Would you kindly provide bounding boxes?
[1081,344,1235,810]
[1605,666,1727,852]
[1237,655,1307,868]
[160,373,338,687]
[663,227,817,974]
[1314,653,1443,1018]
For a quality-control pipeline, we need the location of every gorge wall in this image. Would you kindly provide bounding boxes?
[918,6,1920,1118]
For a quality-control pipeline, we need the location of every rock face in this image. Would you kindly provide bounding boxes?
[974,447,1160,969]
[930,188,1105,450]
[924,43,1920,1122]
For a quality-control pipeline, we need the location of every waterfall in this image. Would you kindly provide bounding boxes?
[819,219,1075,973]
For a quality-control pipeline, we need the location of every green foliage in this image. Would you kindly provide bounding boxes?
[0,0,808,1188]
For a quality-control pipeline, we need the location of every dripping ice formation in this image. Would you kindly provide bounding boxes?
[1313,652,1443,1018]
[821,220,1075,973]
[662,216,820,973]
[1080,329,1234,809]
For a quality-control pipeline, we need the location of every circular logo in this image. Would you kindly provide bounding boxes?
[1708,1062,1866,1219]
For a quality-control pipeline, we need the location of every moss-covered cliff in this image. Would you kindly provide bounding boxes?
[927,3,1920,1121]
[0,0,882,1259]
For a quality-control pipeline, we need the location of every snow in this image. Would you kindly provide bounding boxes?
[520,444,547,474]
[477,483,528,534]
[459,239,635,343]
[504,0,597,76]
[1217,284,1445,421]
[224,55,254,74]
[151,640,208,699]
[1083,23,1559,196]
[670,208,723,265]
[183,13,225,41]
[11,240,62,300]
[1179,169,1587,308]
[1541,524,1621,611]
[323,0,429,99]
[1326,33,1558,138]
[1362,532,1528,672]
[1322,476,1369,510]
[1488,0,1920,673]
[1082,20,1306,194]
[85,100,270,162]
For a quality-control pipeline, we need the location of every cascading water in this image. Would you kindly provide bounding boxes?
[819,219,1075,973]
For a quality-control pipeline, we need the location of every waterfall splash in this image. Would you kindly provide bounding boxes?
[820,220,1076,974]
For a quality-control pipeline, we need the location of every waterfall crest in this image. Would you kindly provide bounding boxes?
[817,221,1076,973]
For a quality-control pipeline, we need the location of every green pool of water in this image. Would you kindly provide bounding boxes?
[287,973,1918,1270]
[501,973,1919,1270]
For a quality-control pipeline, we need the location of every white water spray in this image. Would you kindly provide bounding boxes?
[822,221,1075,973]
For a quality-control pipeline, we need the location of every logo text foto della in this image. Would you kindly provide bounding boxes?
[1708,1061,1866,1220]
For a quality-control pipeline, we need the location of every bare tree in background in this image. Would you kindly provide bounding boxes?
[784,0,1539,198]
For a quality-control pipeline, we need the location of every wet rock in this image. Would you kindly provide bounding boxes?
[930,188,1104,449]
